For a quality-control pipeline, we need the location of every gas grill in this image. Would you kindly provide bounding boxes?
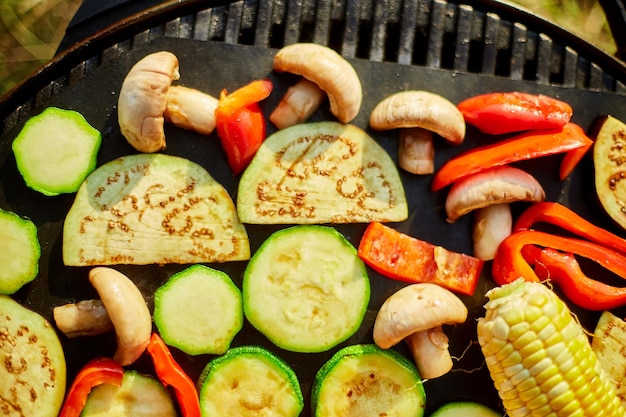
[2,0,626,415]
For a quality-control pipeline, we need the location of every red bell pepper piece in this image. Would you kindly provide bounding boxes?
[559,136,593,180]
[431,123,592,191]
[531,248,626,310]
[492,230,626,286]
[58,357,124,417]
[215,79,273,175]
[513,201,626,254]
[358,221,484,296]
[457,91,573,135]
[147,333,201,417]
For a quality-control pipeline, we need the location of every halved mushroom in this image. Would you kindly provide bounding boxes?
[118,51,180,152]
[445,165,545,223]
[373,283,468,379]
[369,91,466,174]
[273,43,362,123]
[89,267,152,366]
[53,299,113,338]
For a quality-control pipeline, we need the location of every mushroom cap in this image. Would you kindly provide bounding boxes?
[445,165,545,223]
[373,283,468,349]
[118,51,180,153]
[369,90,466,144]
[273,43,362,123]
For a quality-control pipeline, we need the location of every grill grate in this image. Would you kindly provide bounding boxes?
[3,0,626,134]
[176,0,626,92]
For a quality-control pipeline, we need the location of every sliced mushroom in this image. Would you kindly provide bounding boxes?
[164,85,218,135]
[53,299,114,338]
[445,165,545,223]
[472,203,513,261]
[369,90,466,144]
[89,267,152,366]
[118,51,180,153]
[273,43,362,123]
[373,283,468,379]
[269,78,326,129]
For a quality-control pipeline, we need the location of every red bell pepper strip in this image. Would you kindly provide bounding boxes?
[358,221,484,296]
[457,91,573,135]
[147,333,201,417]
[58,357,124,417]
[559,138,593,180]
[531,248,626,310]
[492,230,626,286]
[513,201,626,254]
[431,122,592,191]
[215,79,273,175]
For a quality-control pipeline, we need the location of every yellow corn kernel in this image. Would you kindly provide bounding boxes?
[477,279,625,417]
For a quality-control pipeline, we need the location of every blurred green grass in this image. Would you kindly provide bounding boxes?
[0,0,619,98]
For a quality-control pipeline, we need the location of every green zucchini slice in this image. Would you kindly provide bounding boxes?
[154,264,243,355]
[0,294,66,417]
[0,208,40,294]
[12,106,102,196]
[237,121,408,224]
[430,401,501,417]
[243,225,370,353]
[198,345,303,417]
[81,370,176,417]
[312,344,426,417]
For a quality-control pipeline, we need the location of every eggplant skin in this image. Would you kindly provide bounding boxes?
[0,294,66,417]
[594,115,626,231]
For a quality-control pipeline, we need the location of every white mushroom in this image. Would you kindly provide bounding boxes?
[445,165,545,223]
[369,91,466,175]
[118,51,180,152]
[369,90,466,144]
[89,267,152,366]
[273,43,362,123]
[164,85,218,135]
[53,299,113,338]
[269,78,326,129]
[373,283,468,379]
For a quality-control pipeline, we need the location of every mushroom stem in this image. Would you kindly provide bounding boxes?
[270,78,325,129]
[164,85,218,135]
[405,327,453,380]
[89,267,152,366]
[472,203,513,261]
[53,299,114,338]
[398,127,434,175]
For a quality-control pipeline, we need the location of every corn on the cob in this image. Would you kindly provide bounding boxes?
[477,279,625,417]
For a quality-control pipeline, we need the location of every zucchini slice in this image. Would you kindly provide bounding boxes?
[430,401,501,417]
[312,344,425,417]
[198,345,303,417]
[0,294,66,417]
[0,208,40,294]
[154,264,243,355]
[81,370,176,417]
[243,225,370,353]
[237,121,408,224]
[12,106,102,196]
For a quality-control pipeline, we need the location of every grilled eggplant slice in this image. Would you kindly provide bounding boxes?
[237,122,407,224]
[63,153,249,266]
[0,295,66,417]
